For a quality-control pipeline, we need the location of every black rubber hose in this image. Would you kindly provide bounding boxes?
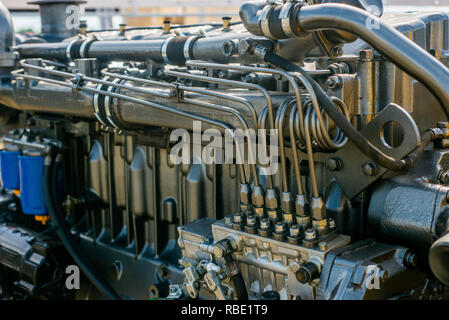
[264,52,443,172]
[224,254,248,300]
[230,272,248,300]
[43,155,121,300]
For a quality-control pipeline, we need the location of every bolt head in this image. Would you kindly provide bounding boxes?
[331,46,343,57]
[275,222,286,233]
[362,161,378,176]
[311,197,326,220]
[289,224,300,237]
[260,218,271,230]
[326,157,342,171]
[247,215,257,226]
[233,212,244,224]
[359,49,374,60]
[224,215,232,225]
[325,76,342,90]
[222,40,236,57]
[296,215,310,226]
[243,73,258,84]
[437,122,449,129]
[238,38,253,55]
[404,251,418,268]
[319,241,327,251]
[304,228,317,240]
[328,218,336,229]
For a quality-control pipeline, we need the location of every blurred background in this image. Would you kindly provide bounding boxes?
[4,0,449,34]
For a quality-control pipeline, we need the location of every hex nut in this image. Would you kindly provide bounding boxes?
[281,192,294,213]
[265,188,279,210]
[326,157,342,171]
[260,218,271,230]
[239,183,252,204]
[252,185,265,207]
[311,197,326,220]
[295,194,310,216]
[304,228,317,240]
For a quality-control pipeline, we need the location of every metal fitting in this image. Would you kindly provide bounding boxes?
[275,221,286,234]
[290,224,302,236]
[163,20,171,33]
[239,183,252,204]
[238,38,254,55]
[296,257,322,284]
[304,228,317,241]
[281,191,294,213]
[232,212,246,231]
[313,218,328,235]
[273,221,287,241]
[222,16,232,31]
[295,194,309,217]
[331,46,343,57]
[311,197,326,221]
[328,217,336,230]
[282,212,294,225]
[251,185,265,207]
[267,210,280,222]
[265,188,279,210]
[287,224,303,245]
[362,161,378,176]
[258,217,273,237]
[325,76,342,90]
[242,73,258,84]
[296,215,310,227]
[244,214,258,234]
[318,241,327,251]
[260,218,271,230]
[326,157,342,171]
[222,40,237,57]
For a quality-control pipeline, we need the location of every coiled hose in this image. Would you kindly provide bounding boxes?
[264,52,447,171]
[43,154,121,300]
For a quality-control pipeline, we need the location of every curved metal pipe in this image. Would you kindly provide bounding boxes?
[0,1,14,54]
[14,66,249,184]
[288,106,303,195]
[297,3,449,116]
[182,95,259,186]
[276,98,294,193]
[164,68,276,188]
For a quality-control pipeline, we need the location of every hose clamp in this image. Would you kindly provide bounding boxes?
[259,4,276,40]
[104,79,127,131]
[93,80,110,127]
[79,38,96,58]
[66,39,78,60]
[280,1,297,38]
[183,36,200,61]
[161,36,174,64]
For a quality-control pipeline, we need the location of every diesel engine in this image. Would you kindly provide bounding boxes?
[0,0,447,300]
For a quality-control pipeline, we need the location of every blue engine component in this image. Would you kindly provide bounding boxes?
[0,145,21,190]
[19,150,47,215]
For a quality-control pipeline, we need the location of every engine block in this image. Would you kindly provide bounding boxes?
[0,0,447,300]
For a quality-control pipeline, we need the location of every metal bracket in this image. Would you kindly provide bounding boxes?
[328,103,420,199]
